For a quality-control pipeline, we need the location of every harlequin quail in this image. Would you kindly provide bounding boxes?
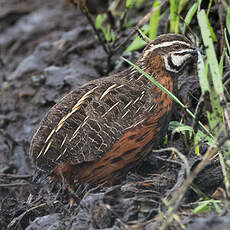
[29,34,199,188]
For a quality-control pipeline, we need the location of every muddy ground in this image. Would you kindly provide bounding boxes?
[0,0,227,229]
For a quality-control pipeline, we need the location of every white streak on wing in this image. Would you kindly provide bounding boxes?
[45,129,56,143]
[56,86,98,133]
[101,101,120,118]
[133,97,140,105]
[147,104,157,112]
[139,91,145,100]
[60,134,67,148]
[70,125,81,141]
[55,147,67,161]
[37,145,46,159]
[135,106,142,114]
[137,74,143,80]
[121,109,130,119]
[116,84,124,89]
[100,83,118,100]
[81,117,88,128]
[123,100,133,110]
[70,116,89,141]
[134,118,146,127]
[43,139,53,156]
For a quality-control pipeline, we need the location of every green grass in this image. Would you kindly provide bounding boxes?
[93,0,229,226]
[149,0,160,39]
[122,56,212,139]
[122,0,230,226]
[169,0,184,33]
[198,8,230,197]
[193,200,222,214]
[183,2,198,34]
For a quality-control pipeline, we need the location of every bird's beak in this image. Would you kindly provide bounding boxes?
[195,47,205,56]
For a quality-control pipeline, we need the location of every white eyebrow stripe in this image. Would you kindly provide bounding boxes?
[173,49,195,54]
[149,40,191,52]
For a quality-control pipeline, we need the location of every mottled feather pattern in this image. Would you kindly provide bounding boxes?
[29,34,198,186]
[30,69,162,171]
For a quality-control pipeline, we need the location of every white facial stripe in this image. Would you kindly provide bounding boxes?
[142,40,192,60]
[163,56,177,73]
[171,53,191,67]
[149,40,191,52]
[171,48,195,67]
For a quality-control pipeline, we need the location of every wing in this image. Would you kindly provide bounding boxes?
[30,74,158,172]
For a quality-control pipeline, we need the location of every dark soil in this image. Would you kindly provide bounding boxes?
[0,0,227,229]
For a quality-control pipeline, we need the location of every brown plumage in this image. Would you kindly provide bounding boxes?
[29,34,198,187]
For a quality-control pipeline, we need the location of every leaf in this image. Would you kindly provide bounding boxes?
[227,7,230,36]
[125,25,149,53]
[197,10,224,99]
[183,2,198,34]
[121,57,213,138]
[193,200,222,214]
[126,0,134,9]
[149,0,160,39]
[206,16,217,42]
[95,14,106,29]
[169,0,177,33]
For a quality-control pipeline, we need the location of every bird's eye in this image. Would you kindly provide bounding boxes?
[174,44,181,49]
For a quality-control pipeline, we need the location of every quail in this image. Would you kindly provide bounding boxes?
[29,34,199,188]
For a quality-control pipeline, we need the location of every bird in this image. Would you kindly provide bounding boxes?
[29,34,199,189]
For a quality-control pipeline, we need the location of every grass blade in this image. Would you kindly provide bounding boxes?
[121,56,213,138]
[149,0,160,39]
[183,2,198,34]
